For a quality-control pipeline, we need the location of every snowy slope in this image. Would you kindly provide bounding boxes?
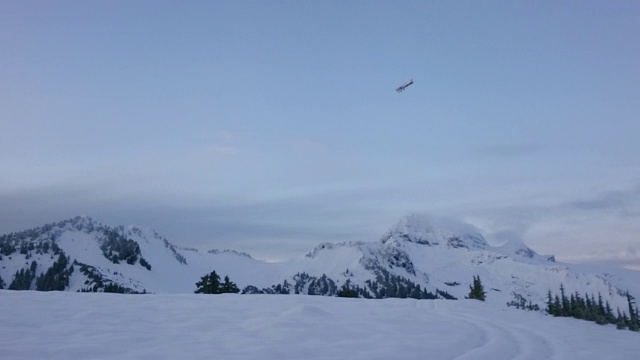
[1,291,639,360]
[1,215,639,313]
[285,214,640,311]
[0,216,280,293]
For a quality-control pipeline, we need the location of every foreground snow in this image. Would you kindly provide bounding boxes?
[2,291,639,359]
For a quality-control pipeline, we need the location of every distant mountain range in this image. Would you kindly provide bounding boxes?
[1,214,638,311]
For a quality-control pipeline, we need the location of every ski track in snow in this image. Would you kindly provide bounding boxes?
[432,301,554,360]
[1,291,639,360]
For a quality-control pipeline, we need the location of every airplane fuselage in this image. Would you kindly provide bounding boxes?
[396,79,414,93]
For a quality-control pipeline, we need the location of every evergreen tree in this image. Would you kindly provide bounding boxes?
[467,275,486,301]
[337,287,359,298]
[597,294,605,318]
[604,301,616,324]
[617,310,629,330]
[9,267,35,290]
[552,295,562,317]
[569,293,578,318]
[36,255,72,291]
[545,286,640,332]
[195,271,221,294]
[103,283,127,293]
[546,290,555,315]
[220,275,240,294]
[409,284,422,299]
[195,271,240,294]
[139,257,152,271]
[626,292,639,331]
[337,280,359,298]
[583,293,593,321]
[560,284,570,316]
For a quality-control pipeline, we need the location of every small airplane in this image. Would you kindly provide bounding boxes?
[395,78,414,93]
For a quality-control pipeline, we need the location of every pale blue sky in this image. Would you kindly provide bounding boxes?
[2,1,639,267]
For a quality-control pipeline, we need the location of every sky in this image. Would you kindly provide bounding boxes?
[1,1,639,268]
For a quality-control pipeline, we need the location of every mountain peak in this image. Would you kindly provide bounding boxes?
[380,214,488,250]
[496,238,556,263]
[497,239,536,257]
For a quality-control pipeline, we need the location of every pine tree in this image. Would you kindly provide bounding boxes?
[546,290,555,315]
[583,293,594,321]
[467,275,486,301]
[627,292,639,331]
[195,271,221,294]
[569,293,579,319]
[337,282,359,298]
[220,275,240,294]
[560,284,570,316]
[336,279,359,298]
[604,301,616,324]
[597,294,605,317]
[617,310,629,330]
[552,295,562,317]
[195,271,240,294]
[9,268,35,290]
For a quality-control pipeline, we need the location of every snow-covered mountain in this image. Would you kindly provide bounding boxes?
[1,214,638,312]
[0,216,276,294]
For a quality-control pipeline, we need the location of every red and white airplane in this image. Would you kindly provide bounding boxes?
[395,78,414,93]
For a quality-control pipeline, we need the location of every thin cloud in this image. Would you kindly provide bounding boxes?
[560,246,640,271]
[569,182,640,216]
[470,181,640,231]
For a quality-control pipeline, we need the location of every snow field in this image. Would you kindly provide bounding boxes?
[1,291,639,360]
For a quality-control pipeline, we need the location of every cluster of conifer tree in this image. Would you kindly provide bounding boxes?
[242,272,342,296]
[195,270,240,294]
[97,229,152,270]
[507,292,540,311]
[1,236,62,258]
[35,255,73,291]
[364,265,450,300]
[8,261,38,290]
[336,280,359,298]
[546,285,640,332]
[5,253,74,291]
[281,273,339,296]
[77,262,106,290]
[78,282,144,294]
[241,268,456,300]
[364,275,437,299]
[73,261,144,293]
[100,229,143,265]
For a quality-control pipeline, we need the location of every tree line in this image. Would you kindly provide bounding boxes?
[195,270,240,294]
[546,284,639,332]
